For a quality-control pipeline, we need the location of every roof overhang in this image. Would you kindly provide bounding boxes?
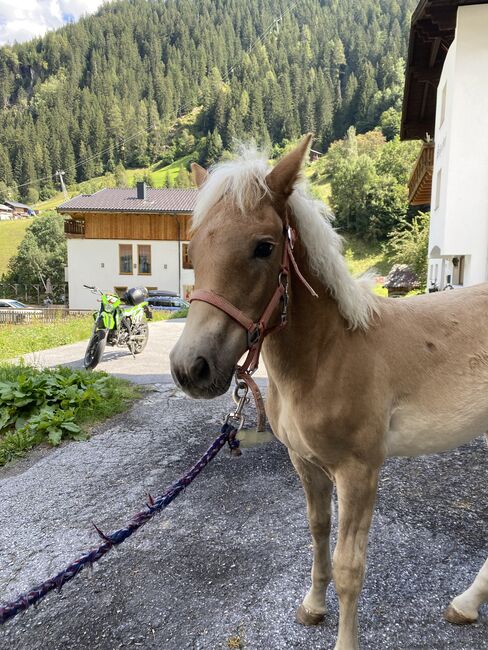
[401,1,487,141]
[58,208,193,215]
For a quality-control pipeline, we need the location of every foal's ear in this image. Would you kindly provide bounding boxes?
[191,162,208,188]
[266,133,313,198]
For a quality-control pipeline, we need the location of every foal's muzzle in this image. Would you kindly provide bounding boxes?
[170,337,237,399]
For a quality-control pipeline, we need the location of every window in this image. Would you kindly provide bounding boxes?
[114,286,128,298]
[138,245,151,275]
[435,169,442,210]
[119,244,133,274]
[452,256,465,286]
[182,243,193,269]
[440,82,447,127]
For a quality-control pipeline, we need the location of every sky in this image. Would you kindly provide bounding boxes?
[0,0,106,46]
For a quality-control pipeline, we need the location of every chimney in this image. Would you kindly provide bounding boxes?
[136,181,146,200]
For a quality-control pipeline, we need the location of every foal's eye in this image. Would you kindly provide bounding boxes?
[253,242,274,258]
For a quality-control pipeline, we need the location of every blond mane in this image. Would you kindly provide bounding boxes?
[192,148,378,330]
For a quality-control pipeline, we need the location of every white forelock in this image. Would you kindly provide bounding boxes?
[192,148,378,329]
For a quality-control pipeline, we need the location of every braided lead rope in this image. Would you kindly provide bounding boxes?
[0,422,239,625]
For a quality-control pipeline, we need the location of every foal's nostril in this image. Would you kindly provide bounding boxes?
[190,356,211,384]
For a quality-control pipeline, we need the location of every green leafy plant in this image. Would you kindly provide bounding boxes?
[0,365,139,466]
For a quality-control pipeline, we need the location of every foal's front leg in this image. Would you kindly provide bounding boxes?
[333,459,379,650]
[288,450,333,625]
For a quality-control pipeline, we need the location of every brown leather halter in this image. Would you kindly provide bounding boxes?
[189,223,317,431]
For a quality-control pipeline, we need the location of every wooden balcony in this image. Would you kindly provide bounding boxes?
[408,142,434,206]
[64,219,85,238]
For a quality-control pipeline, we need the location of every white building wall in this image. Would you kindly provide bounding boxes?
[67,238,194,309]
[428,4,488,288]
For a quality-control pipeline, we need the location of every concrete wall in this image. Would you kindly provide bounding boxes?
[428,4,488,288]
[67,238,194,309]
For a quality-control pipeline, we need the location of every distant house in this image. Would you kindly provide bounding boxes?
[383,264,420,298]
[401,0,488,290]
[0,204,13,220]
[58,182,198,310]
[309,149,322,162]
[4,200,36,219]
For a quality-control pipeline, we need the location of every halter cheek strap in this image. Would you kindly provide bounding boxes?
[189,225,317,430]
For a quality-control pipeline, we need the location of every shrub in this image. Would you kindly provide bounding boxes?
[385,212,430,288]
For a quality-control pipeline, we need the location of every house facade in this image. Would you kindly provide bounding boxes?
[402,0,488,290]
[0,204,13,220]
[59,183,197,310]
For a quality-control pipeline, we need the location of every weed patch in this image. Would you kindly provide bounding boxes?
[0,364,139,466]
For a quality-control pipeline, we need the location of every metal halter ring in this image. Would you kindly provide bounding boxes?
[224,380,249,431]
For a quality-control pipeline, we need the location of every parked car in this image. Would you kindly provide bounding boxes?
[0,299,43,323]
[147,294,189,312]
[0,299,31,309]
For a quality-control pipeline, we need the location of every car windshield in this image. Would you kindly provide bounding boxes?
[9,301,26,308]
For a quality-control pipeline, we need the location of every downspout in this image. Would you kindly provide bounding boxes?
[175,213,181,296]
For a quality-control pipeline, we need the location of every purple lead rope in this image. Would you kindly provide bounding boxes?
[0,423,239,625]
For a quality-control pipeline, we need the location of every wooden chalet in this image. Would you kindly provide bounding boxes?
[58,182,198,309]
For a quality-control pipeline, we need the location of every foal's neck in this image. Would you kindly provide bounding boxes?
[263,238,345,375]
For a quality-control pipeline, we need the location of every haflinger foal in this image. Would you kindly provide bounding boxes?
[170,135,487,649]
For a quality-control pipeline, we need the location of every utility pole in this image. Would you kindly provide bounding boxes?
[56,170,68,199]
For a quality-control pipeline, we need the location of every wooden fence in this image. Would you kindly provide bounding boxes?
[0,308,92,325]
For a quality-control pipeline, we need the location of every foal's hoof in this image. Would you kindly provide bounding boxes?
[444,604,477,626]
[296,604,325,626]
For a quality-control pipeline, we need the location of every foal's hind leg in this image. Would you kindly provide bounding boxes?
[445,558,488,624]
[288,450,333,626]
[445,433,488,624]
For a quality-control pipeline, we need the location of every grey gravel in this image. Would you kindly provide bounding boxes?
[0,384,486,650]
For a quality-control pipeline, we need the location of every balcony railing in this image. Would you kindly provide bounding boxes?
[408,142,434,206]
[64,219,85,237]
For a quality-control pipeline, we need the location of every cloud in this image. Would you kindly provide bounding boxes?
[0,0,106,46]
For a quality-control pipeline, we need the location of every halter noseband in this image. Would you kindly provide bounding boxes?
[189,222,317,428]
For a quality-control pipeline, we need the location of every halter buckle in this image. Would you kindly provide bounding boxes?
[286,225,294,248]
[247,325,261,347]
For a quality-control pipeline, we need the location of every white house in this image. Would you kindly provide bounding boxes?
[0,204,13,220]
[58,183,197,310]
[402,0,488,289]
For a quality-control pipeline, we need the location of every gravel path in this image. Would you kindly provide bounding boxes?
[1,322,487,648]
[0,382,487,649]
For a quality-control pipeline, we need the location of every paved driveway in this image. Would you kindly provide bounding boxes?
[1,323,487,649]
[14,320,267,385]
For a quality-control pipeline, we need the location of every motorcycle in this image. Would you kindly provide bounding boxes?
[83,285,152,370]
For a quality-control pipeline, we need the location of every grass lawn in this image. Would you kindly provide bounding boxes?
[343,235,390,277]
[0,363,140,466]
[0,218,33,275]
[0,316,94,362]
[150,154,193,186]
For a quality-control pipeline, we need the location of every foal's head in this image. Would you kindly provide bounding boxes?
[170,136,312,398]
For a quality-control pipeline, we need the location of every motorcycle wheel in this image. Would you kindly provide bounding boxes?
[84,330,107,370]
[130,322,149,355]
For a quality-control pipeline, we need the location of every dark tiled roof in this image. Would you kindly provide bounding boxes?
[5,200,31,209]
[57,188,198,214]
[383,264,420,289]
